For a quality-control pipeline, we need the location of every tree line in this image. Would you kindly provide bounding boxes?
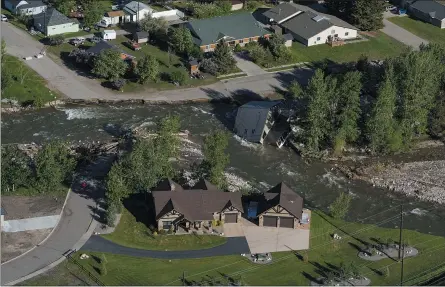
[105,116,230,225]
[291,43,445,157]
[1,141,76,195]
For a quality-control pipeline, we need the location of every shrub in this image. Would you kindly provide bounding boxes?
[101,253,108,265]
[170,70,187,86]
[200,58,219,76]
[158,229,166,235]
[99,264,107,276]
[153,231,158,236]
[211,219,218,227]
[48,35,64,46]
[33,95,45,108]
[248,45,268,65]
[105,202,117,227]
[329,192,352,219]
[111,78,126,91]
[234,43,242,53]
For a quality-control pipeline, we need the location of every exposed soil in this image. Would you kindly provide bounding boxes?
[1,196,64,220]
[1,229,52,263]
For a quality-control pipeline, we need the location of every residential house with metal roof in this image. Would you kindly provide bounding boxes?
[4,0,46,15]
[408,0,445,28]
[263,3,359,46]
[186,12,272,52]
[33,8,79,36]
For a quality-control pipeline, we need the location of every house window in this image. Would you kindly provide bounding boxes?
[250,37,254,42]
[162,221,173,230]
[345,32,349,36]
[252,129,255,134]
[316,37,321,41]
[228,41,235,45]
[239,39,244,44]
[206,45,210,50]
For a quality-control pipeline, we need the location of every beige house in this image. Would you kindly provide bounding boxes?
[151,179,243,233]
[257,183,309,229]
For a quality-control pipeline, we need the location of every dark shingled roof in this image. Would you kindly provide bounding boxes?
[33,8,76,27]
[411,0,445,20]
[152,180,243,221]
[258,182,303,219]
[187,12,270,46]
[262,2,303,23]
[152,178,184,192]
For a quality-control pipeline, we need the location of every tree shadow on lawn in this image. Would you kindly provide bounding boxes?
[122,193,156,231]
[310,261,340,279]
[302,271,323,284]
[348,242,365,253]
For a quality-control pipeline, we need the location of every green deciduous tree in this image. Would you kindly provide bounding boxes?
[170,27,194,55]
[1,146,33,193]
[92,49,128,81]
[135,55,159,84]
[201,130,230,189]
[34,141,76,193]
[331,71,362,153]
[106,162,130,207]
[366,62,401,153]
[83,1,103,28]
[213,40,236,74]
[324,0,352,19]
[329,192,352,220]
[170,70,187,86]
[288,81,303,100]
[48,35,64,46]
[52,0,76,16]
[351,0,385,31]
[304,69,332,154]
[139,14,169,37]
[429,95,445,140]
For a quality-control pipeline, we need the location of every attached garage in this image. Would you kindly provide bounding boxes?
[225,213,238,223]
[263,216,278,227]
[280,217,294,228]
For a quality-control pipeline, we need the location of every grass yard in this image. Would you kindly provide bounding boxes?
[388,16,445,46]
[1,55,60,105]
[102,206,227,251]
[22,211,445,286]
[263,32,407,68]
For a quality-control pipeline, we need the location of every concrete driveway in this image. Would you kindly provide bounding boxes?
[381,12,429,50]
[239,218,310,254]
[233,53,267,76]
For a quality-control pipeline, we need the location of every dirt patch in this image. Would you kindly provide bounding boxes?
[1,229,52,263]
[1,196,64,220]
[360,31,378,38]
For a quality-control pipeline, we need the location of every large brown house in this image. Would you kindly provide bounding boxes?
[257,182,306,229]
[151,179,243,232]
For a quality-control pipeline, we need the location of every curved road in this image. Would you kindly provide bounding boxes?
[82,236,250,259]
[0,155,114,286]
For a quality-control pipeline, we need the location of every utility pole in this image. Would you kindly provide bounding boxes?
[400,244,405,286]
[398,204,404,260]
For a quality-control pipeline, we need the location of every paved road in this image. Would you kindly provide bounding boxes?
[381,12,429,50]
[82,235,250,259]
[0,155,114,285]
[233,53,267,76]
[2,23,312,102]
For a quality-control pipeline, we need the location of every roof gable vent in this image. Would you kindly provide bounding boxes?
[312,15,328,22]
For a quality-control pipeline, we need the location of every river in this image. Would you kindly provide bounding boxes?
[2,103,445,236]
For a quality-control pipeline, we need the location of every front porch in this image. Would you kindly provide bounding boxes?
[171,219,220,235]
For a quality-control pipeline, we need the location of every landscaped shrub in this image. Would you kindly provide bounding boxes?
[105,202,117,227]
[329,192,352,219]
[234,43,243,53]
[111,78,126,91]
[200,58,219,76]
[170,70,187,86]
[48,35,64,46]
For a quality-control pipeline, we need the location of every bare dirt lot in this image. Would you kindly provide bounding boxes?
[1,195,63,220]
[1,229,52,263]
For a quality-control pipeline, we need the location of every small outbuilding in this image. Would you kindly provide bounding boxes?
[133,31,149,44]
[283,33,293,47]
[189,59,199,74]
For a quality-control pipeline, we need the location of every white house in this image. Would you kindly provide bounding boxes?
[263,2,358,47]
[4,0,47,15]
[123,1,153,22]
[33,8,79,36]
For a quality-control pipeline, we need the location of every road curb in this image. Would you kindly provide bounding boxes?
[1,188,72,266]
[4,216,98,286]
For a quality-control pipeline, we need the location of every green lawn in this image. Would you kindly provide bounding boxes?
[1,55,60,105]
[102,206,227,251]
[388,16,445,46]
[264,32,407,68]
[22,211,445,286]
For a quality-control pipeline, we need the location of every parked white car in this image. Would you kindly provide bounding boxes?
[1,14,8,22]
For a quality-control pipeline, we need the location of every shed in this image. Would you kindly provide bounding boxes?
[133,31,149,44]
[189,59,199,74]
[283,33,293,47]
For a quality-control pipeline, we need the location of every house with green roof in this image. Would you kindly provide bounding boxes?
[186,12,271,52]
[33,8,79,36]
